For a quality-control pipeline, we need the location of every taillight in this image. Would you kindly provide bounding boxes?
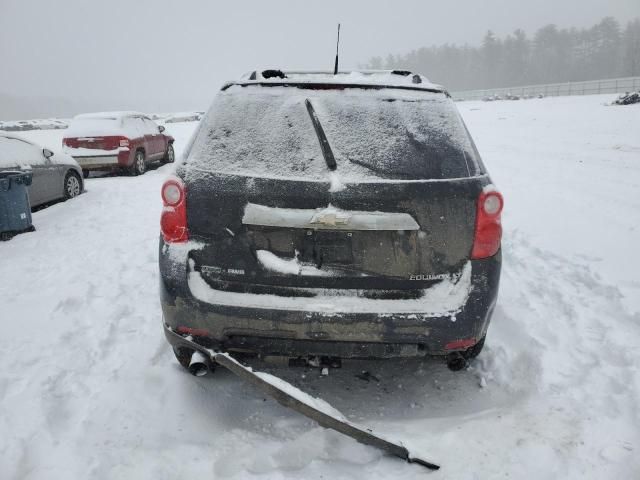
[471,188,503,259]
[160,177,188,243]
[105,136,128,150]
[101,136,129,150]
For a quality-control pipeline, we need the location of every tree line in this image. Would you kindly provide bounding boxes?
[366,17,640,91]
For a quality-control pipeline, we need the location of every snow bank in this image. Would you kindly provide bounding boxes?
[0,118,69,131]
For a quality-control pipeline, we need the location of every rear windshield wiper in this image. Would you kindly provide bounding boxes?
[304,98,337,171]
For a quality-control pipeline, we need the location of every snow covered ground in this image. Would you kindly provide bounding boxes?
[1,94,639,479]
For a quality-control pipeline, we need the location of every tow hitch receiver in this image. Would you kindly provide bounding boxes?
[167,330,440,470]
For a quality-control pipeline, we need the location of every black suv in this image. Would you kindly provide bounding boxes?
[159,70,503,370]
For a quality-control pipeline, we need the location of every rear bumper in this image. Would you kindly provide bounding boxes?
[72,150,132,170]
[160,242,501,358]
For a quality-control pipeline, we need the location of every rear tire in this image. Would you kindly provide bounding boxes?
[130,150,146,176]
[63,171,82,199]
[164,144,175,164]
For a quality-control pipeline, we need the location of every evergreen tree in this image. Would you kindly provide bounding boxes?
[367,17,639,90]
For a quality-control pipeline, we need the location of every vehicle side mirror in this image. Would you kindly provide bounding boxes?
[158,125,165,133]
[43,149,54,159]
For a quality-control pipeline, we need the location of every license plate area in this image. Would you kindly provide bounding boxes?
[312,230,353,265]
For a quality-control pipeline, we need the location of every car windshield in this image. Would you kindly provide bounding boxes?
[184,85,480,181]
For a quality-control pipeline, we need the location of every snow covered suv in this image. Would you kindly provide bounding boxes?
[63,112,175,177]
[159,70,503,370]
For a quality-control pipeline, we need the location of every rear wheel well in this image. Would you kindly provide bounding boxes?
[63,169,83,199]
[70,169,83,190]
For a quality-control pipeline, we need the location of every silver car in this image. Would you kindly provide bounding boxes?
[0,135,84,208]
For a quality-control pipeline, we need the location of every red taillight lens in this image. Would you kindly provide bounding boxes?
[160,177,188,243]
[471,189,503,259]
[119,137,130,147]
[63,138,78,148]
[444,338,478,350]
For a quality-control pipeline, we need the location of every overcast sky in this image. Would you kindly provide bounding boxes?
[1,0,638,118]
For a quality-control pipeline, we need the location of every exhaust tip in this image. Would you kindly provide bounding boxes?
[446,353,468,372]
[188,351,211,377]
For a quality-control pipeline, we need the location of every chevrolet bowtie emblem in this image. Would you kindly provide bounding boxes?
[310,211,350,226]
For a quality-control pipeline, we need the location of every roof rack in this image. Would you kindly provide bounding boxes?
[244,69,423,82]
[225,69,446,94]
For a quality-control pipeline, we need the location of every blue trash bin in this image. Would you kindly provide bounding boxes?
[0,170,35,241]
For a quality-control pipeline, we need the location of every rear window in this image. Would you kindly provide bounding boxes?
[184,85,480,181]
[66,116,149,139]
[67,117,122,136]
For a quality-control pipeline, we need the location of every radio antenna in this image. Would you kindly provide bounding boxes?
[333,23,341,75]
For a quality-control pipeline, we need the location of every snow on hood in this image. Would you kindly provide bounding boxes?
[0,134,79,169]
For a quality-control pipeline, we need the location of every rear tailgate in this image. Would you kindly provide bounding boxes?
[64,136,117,151]
[186,172,487,291]
[181,83,489,293]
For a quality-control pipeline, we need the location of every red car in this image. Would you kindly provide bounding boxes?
[63,111,175,177]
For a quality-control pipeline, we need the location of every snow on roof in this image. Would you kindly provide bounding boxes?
[0,133,35,146]
[66,112,150,138]
[229,70,445,92]
[73,111,147,120]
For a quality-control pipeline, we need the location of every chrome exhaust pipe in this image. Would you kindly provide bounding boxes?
[188,350,211,377]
